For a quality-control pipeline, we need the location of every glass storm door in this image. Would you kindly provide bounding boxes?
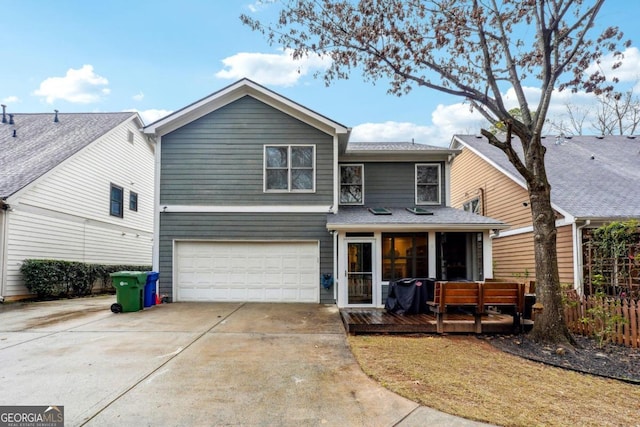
[347,241,374,305]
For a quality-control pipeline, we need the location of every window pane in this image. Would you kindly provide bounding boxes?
[266,170,288,189]
[266,147,288,167]
[291,146,313,167]
[415,258,428,277]
[110,185,123,217]
[341,165,362,184]
[417,165,439,184]
[129,192,138,211]
[417,185,438,203]
[340,185,362,203]
[292,169,313,189]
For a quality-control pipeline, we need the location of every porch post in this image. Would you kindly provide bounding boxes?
[483,231,493,279]
[428,231,437,278]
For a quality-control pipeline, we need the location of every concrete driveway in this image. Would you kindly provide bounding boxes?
[0,296,490,426]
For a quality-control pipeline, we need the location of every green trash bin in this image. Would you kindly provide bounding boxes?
[110,271,147,313]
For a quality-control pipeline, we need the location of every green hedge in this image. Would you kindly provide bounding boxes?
[20,259,152,299]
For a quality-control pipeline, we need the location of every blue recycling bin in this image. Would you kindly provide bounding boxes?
[143,271,159,308]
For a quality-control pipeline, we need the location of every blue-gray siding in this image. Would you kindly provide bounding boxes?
[159,212,335,304]
[161,96,334,205]
[346,162,446,207]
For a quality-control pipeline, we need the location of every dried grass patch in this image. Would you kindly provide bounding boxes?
[348,335,640,427]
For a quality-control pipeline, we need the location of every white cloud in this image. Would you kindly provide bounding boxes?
[246,0,275,13]
[1,96,20,104]
[215,49,332,87]
[127,108,173,126]
[132,91,144,101]
[350,121,438,144]
[33,65,110,104]
[588,47,640,84]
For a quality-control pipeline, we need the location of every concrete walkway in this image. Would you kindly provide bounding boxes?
[0,297,493,426]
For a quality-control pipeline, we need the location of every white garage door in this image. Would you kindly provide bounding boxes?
[175,241,319,302]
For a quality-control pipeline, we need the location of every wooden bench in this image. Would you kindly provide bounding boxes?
[427,281,482,333]
[481,281,525,330]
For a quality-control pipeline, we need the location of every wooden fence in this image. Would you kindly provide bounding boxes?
[564,296,639,348]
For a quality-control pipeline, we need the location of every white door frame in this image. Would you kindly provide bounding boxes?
[338,236,378,307]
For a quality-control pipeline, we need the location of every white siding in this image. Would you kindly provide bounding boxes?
[2,119,154,298]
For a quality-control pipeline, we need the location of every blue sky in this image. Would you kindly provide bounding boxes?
[1,1,638,146]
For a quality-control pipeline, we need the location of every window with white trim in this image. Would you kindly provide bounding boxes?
[415,164,441,205]
[340,164,364,205]
[264,145,315,192]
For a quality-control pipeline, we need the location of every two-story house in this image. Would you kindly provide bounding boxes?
[143,79,506,308]
[0,110,154,300]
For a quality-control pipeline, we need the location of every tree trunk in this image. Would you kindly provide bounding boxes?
[526,158,575,345]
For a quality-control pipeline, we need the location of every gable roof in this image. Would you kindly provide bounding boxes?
[0,112,139,198]
[143,78,351,147]
[452,134,640,220]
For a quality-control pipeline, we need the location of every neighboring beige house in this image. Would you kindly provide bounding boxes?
[0,110,154,300]
[450,134,640,293]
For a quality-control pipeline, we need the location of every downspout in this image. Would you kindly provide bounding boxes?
[0,200,8,300]
[332,230,338,303]
[573,219,591,296]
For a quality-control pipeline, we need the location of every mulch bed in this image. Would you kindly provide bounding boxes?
[484,334,640,384]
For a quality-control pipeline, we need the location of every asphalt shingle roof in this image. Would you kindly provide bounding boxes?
[453,134,640,219]
[346,141,455,152]
[0,112,136,198]
[328,206,506,228]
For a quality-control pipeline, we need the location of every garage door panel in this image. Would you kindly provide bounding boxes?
[175,241,319,302]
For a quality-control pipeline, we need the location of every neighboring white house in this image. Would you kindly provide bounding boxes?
[0,110,155,300]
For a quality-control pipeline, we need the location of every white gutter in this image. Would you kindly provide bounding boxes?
[152,136,161,273]
[332,230,338,302]
[0,206,6,300]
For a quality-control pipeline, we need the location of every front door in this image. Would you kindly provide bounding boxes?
[345,240,375,306]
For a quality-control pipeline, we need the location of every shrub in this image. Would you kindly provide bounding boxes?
[20,259,152,299]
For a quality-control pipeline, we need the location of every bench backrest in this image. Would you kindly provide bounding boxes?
[481,281,524,312]
[433,281,481,310]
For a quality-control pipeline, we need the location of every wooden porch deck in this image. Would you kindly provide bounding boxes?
[340,308,524,335]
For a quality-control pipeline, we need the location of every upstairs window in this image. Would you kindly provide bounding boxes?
[264,145,315,192]
[129,191,138,212]
[110,184,124,218]
[340,164,364,205]
[415,164,441,205]
[463,197,481,214]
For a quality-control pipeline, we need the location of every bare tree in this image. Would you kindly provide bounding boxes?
[548,103,590,135]
[592,90,640,135]
[549,89,640,135]
[242,0,629,344]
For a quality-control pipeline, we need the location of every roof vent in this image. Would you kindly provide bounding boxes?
[626,135,636,139]
[1,104,6,124]
[406,207,433,215]
[54,109,59,123]
[595,135,604,139]
[8,114,14,125]
[12,129,16,137]
[368,207,392,215]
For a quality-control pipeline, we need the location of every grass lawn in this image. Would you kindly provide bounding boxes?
[348,335,640,427]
